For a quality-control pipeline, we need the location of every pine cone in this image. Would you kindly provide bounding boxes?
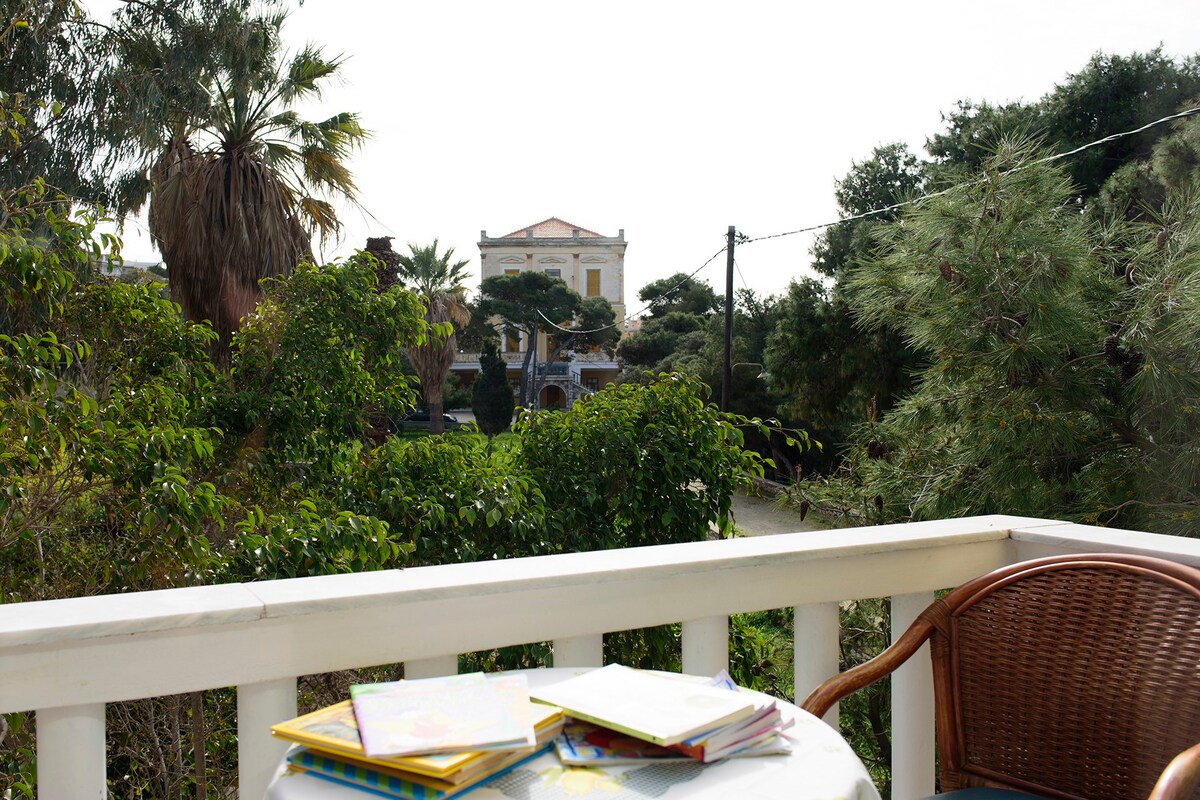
[938,260,964,286]
[1157,228,1168,251]
[866,439,886,460]
[1125,264,1136,286]
[1119,352,1143,383]
[1103,335,1123,366]
[798,499,811,521]
[873,494,884,512]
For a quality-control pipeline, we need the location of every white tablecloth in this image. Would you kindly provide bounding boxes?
[266,668,881,800]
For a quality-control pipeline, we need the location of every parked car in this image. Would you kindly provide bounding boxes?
[392,410,463,432]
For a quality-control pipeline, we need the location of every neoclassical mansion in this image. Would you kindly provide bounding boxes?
[452,218,626,409]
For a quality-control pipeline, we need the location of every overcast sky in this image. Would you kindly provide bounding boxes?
[104,1,1200,309]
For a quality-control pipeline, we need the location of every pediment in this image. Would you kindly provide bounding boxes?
[537,256,567,264]
[580,256,608,264]
[498,256,525,265]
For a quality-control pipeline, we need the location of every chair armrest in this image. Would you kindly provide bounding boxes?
[1149,742,1200,800]
[800,613,936,718]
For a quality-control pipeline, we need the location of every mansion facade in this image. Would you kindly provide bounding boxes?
[452,217,626,409]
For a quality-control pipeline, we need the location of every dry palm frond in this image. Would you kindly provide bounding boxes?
[133,7,366,360]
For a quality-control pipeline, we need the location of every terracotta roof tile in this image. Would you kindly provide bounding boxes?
[499,217,604,239]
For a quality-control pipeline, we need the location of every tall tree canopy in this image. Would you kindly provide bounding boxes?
[479,271,581,408]
[926,49,1200,196]
[769,50,1200,472]
[768,143,928,445]
[0,0,112,197]
[637,271,721,317]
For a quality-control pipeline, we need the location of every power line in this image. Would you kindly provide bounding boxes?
[538,243,728,335]
[740,105,1200,247]
[519,104,1200,339]
[734,259,751,294]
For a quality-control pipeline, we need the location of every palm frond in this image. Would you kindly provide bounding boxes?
[127,3,365,359]
[279,46,345,104]
[397,239,474,297]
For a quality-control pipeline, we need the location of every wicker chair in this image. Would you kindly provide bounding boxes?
[801,553,1200,800]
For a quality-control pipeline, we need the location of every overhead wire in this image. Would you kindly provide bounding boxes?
[740,105,1200,246]
[538,243,728,335]
[506,104,1200,338]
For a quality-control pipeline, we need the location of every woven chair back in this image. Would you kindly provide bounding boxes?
[929,554,1200,800]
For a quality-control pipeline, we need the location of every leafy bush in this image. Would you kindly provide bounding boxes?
[517,373,769,549]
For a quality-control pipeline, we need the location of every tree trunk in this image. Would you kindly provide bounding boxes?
[518,330,537,408]
[430,396,445,435]
[191,691,208,800]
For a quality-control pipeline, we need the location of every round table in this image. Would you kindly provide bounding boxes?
[266,667,881,800]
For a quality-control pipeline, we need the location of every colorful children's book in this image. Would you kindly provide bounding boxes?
[350,672,537,758]
[272,698,562,782]
[528,664,757,747]
[288,743,551,800]
[670,713,792,762]
[668,670,792,762]
[553,719,690,766]
[555,714,790,765]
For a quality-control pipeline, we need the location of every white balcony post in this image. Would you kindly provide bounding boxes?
[553,634,604,667]
[891,592,935,800]
[682,615,728,676]
[405,656,459,679]
[37,703,106,800]
[794,601,840,726]
[237,678,296,800]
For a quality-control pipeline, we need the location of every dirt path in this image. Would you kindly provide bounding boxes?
[729,488,821,536]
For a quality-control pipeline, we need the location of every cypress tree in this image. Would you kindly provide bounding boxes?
[473,339,515,440]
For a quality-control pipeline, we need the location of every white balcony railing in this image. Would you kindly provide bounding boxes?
[5,515,1200,800]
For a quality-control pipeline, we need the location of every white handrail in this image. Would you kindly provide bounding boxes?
[6,515,1200,800]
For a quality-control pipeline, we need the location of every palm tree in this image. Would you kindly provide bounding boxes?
[398,240,472,435]
[108,5,366,359]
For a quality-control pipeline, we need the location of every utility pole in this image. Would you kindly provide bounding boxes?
[722,225,735,412]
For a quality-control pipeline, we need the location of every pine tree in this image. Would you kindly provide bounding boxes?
[798,138,1200,534]
[473,339,515,441]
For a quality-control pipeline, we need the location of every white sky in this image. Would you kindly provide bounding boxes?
[101,0,1200,308]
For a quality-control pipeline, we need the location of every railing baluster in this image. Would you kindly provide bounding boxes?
[237,677,296,800]
[682,615,728,676]
[405,655,459,679]
[891,592,935,800]
[794,601,840,726]
[553,634,604,667]
[37,703,106,800]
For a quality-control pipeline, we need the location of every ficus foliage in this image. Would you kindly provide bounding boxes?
[0,183,773,796]
[518,372,772,547]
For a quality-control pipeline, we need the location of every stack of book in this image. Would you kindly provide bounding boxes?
[271,672,564,799]
[529,664,792,765]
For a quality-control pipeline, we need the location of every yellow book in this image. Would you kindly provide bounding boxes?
[271,699,563,783]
